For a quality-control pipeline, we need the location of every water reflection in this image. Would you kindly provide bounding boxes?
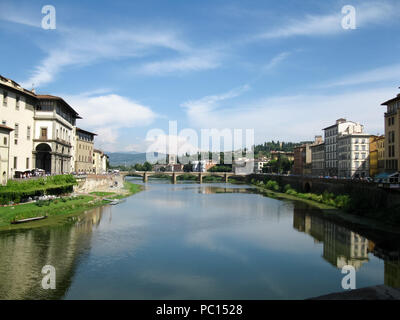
[0,206,111,299]
[293,210,370,270]
[0,182,399,299]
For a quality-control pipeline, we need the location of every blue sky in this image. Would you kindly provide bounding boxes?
[0,0,399,152]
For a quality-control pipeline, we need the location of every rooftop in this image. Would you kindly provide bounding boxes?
[76,127,97,137]
[381,93,400,106]
[37,94,82,119]
[0,124,13,131]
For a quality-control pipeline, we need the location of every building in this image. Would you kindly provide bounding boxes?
[0,75,36,178]
[311,142,325,177]
[293,136,323,176]
[0,74,100,178]
[254,160,269,173]
[93,149,108,174]
[369,135,385,177]
[0,124,13,185]
[192,160,216,172]
[381,93,400,173]
[323,118,364,177]
[34,95,80,174]
[338,133,371,179]
[74,128,96,173]
[270,151,294,161]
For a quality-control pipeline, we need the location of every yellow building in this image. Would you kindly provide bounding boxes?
[0,124,13,185]
[74,128,96,173]
[369,135,385,177]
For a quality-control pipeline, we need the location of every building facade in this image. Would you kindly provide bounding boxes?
[0,124,13,185]
[293,136,323,176]
[0,74,99,179]
[323,118,364,177]
[338,134,371,179]
[93,149,108,174]
[75,128,96,173]
[381,94,400,173]
[369,135,385,177]
[0,76,36,178]
[34,95,80,175]
[311,142,325,177]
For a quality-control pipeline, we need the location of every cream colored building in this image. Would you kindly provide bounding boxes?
[323,118,364,177]
[0,75,36,178]
[0,124,13,185]
[34,95,81,174]
[338,133,371,179]
[75,128,96,173]
[93,149,107,174]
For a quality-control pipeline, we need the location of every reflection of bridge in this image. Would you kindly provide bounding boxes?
[121,171,240,184]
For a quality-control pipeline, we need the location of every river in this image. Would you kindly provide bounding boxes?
[0,178,399,299]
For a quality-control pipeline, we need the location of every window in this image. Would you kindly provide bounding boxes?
[16,96,20,110]
[1,120,5,125]
[3,137,7,145]
[14,139,17,145]
[26,158,29,169]
[40,127,48,139]
[27,126,31,140]
[3,91,7,106]
[13,157,17,169]
[14,123,19,138]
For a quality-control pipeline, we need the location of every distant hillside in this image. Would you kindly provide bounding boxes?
[107,152,166,166]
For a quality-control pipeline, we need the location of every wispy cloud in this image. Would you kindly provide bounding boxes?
[257,1,398,39]
[136,50,221,75]
[262,52,291,71]
[21,28,190,87]
[182,85,395,142]
[322,63,400,88]
[0,2,41,28]
[181,85,250,124]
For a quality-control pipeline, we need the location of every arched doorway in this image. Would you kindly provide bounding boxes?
[36,143,52,173]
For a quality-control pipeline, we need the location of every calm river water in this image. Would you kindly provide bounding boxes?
[0,178,399,299]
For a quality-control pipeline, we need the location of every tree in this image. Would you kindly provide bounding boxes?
[143,161,153,171]
[183,162,193,172]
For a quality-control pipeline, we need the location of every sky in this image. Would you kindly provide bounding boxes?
[0,0,399,153]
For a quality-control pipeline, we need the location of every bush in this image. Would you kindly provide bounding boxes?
[0,175,76,205]
[266,180,280,192]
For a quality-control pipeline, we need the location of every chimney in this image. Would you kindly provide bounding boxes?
[336,118,346,124]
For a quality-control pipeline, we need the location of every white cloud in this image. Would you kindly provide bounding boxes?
[65,93,157,151]
[0,3,41,28]
[181,84,250,121]
[21,28,189,87]
[262,52,291,71]
[322,64,400,88]
[258,1,399,39]
[137,51,221,75]
[182,86,395,143]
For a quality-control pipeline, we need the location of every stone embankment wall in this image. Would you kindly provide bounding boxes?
[73,174,124,193]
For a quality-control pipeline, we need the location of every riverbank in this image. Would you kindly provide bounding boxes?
[0,181,143,232]
[252,184,400,248]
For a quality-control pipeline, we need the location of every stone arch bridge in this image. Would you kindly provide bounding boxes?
[121,171,240,184]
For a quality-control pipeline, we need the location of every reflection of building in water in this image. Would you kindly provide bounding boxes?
[384,260,400,288]
[0,206,108,299]
[293,210,370,270]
